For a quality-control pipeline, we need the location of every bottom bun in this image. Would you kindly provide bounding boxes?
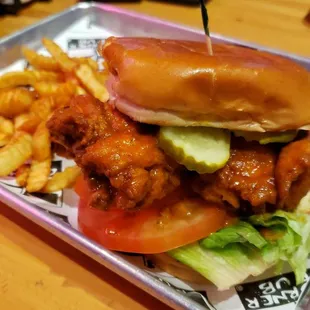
[147,253,208,284]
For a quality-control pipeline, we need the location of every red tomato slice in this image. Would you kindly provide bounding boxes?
[76,176,234,254]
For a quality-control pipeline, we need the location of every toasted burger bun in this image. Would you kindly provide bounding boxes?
[147,253,208,284]
[101,37,310,132]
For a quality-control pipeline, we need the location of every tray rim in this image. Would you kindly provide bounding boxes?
[0,185,208,310]
[1,2,309,66]
[96,3,310,64]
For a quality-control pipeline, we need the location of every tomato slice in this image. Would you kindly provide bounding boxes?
[76,176,234,254]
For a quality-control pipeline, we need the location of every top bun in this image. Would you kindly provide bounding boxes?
[101,37,310,132]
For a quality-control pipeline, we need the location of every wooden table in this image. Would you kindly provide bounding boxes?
[0,1,309,309]
[0,0,310,57]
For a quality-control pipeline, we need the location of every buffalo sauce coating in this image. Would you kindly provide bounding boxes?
[47,95,180,210]
[48,95,309,213]
[276,137,310,210]
[219,139,277,206]
[193,138,277,213]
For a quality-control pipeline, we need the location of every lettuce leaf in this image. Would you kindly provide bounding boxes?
[296,191,310,214]
[249,210,309,236]
[200,221,267,249]
[169,243,270,291]
[168,211,310,290]
[250,211,310,284]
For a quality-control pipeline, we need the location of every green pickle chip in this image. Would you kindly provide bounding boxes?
[233,130,297,144]
[159,127,230,174]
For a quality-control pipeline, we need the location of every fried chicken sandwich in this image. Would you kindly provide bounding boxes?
[47,37,310,290]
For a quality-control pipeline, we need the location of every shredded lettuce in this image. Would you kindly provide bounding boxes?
[168,243,270,291]
[250,211,310,284]
[201,221,267,249]
[296,191,310,214]
[168,211,310,290]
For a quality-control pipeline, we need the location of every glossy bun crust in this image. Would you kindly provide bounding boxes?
[101,37,310,132]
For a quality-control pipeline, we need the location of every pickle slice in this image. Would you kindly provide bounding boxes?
[159,127,230,174]
[233,130,297,144]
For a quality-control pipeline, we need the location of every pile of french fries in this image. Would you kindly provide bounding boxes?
[0,38,109,193]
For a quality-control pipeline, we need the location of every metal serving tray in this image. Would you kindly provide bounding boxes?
[0,3,309,310]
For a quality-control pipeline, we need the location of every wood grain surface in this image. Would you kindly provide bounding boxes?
[118,0,310,57]
[0,0,309,309]
[0,0,309,56]
[0,204,171,310]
